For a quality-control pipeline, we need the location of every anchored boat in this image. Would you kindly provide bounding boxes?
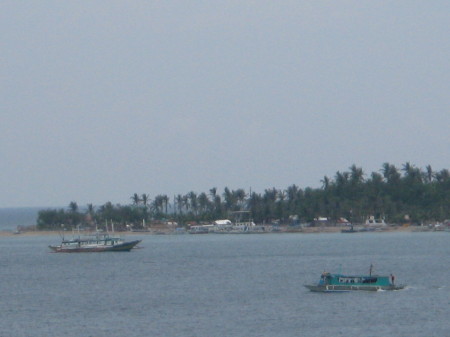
[49,232,141,253]
[305,266,405,292]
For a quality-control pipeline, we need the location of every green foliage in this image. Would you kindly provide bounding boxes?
[36,163,450,230]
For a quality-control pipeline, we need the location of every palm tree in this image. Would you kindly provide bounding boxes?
[141,194,149,208]
[182,195,190,214]
[402,162,423,184]
[425,165,433,183]
[131,193,141,206]
[188,191,198,216]
[175,194,184,214]
[262,188,278,222]
[86,203,95,226]
[263,188,278,202]
[234,189,247,210]
[286,184,299,200]
[248,191,263,223]
[381,162,400,184]
[67,201,80,227]
[98,202,115,224]
[334,171,350,197]
[209,187,217,201]
[212,195,222,218]
[68,201,78,213]
[198,192,210,216]
[321,176,330,190]
[286,184,300,215]
[152,195,167,215]
[161,195,169,214]
[276,190,287,220]
[141,194,150,221]
[435,169,450,182]
[223,187,235,211]
[349,164,364,184]
[402,162,413,177]
[364,172,385,217]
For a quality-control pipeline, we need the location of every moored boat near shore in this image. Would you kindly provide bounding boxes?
[188,225,210,234]
[49,232,141,253]
[305,266,405,292]
[341,224,357,233]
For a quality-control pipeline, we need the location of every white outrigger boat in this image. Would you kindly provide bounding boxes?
[49,223,141,253]
[49,233,141,253]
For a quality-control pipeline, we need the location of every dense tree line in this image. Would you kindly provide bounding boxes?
[36,163,450,230]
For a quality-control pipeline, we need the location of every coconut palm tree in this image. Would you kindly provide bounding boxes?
[223,187,235,212]
[321,176,330,190]
[85,203,95,226]
[381,162,400,184]
[68,201,78,213]
[349,164,364,184]
[131,193,141,206]
[188,191,198,216]
[161,195,169,214]
[234,188,247,210]
[197,192,210,216]
[425,165,434,183]
[435,169,450,182]
[175,194,184,214]
[141,194,149,208]
[182,195,190,214]
[209,187,217,200]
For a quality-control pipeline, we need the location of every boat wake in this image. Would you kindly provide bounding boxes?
[432,285,446,290]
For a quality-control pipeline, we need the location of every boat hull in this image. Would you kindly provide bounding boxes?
[49,240,141,253]
[304,284,405,292]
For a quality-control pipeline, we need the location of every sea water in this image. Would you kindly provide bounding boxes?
[0,207,42,231]
[0,232,449,337]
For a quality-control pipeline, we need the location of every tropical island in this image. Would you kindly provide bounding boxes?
[32,162,450,233]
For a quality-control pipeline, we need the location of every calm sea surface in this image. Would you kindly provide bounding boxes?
[0,207,41,231]
[1,231,449,337]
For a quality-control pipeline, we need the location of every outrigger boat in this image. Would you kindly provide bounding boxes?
[49,225,141,253]
[305,265,405,292]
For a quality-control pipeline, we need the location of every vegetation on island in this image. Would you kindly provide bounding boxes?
[36,162,450,230]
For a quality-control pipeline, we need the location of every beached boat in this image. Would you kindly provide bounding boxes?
[49,232,141,253]
[305,267,405,292]
[210,212,270,234]
[188,225,210,234]
[341,224,357,233]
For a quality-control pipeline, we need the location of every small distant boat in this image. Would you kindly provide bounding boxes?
[341,224,357,233]
[49,232,141,253]
[188,225,210,234]
[210,212,269,234]
[305,266,405,292]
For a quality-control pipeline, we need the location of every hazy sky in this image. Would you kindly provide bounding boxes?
[1,1,449,208]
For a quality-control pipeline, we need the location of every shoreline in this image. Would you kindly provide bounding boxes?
[0,225,437,237]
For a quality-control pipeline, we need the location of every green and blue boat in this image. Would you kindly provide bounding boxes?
[305,267,405,292]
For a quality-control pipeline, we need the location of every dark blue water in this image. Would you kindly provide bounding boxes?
[1,232,449,337]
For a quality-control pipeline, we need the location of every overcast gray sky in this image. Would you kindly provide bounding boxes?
[1,1,449,208]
